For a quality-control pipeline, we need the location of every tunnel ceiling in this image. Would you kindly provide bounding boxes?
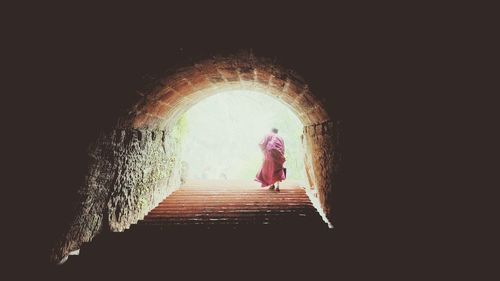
[119,52,331,130]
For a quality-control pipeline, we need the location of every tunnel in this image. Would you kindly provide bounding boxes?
[11,3,458,277]
[50,52,342,264]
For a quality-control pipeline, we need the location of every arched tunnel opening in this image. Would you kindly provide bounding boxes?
[176,90,306,184]
[51,53,342,265]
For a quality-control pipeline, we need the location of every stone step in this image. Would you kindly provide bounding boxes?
[146,209,317,216]
[150,205,314,210]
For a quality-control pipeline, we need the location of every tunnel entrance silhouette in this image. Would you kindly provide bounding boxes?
[51,52,341,263]
[115,52,337,229]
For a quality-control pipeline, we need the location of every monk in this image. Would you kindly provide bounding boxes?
[255,128,286,191]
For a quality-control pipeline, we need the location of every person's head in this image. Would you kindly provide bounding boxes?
[271,128,278,134]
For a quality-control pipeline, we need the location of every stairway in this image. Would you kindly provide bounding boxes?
[55,180,331,277]
[136,179,327,230]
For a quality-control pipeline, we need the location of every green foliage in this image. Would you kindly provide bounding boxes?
[171,114,189,141]
[138,197,147,209]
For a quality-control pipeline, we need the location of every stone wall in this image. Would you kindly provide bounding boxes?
[50,128,183,263]
[303,120,343,225]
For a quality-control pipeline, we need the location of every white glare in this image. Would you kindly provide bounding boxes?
[175,90,306,183]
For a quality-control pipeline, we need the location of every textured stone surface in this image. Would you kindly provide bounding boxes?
[50,128,183,263]
[303,120,343,225]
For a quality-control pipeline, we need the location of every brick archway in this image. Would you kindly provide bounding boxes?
[119,53,330,130]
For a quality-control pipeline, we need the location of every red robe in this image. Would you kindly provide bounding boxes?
[255,133,286,187]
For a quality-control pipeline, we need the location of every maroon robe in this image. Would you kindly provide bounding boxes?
[255,132,286,187]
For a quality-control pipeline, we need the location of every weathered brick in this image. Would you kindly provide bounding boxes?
[255,69,271,84]
[200,68,222,83]
[279,92,297,105]
[217,66,239,82]
[295,93,314,110]
[186,73,212,91]
[238,66,255,81]
[269,75,287,92]
[152,101,173,117]
[132,113,149,128]
[170,78,194,94]
[158,88,185,106]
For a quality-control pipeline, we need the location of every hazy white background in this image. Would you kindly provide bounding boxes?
[176,90,307,183]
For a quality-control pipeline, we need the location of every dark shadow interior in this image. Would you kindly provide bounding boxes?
[11,4,445,276]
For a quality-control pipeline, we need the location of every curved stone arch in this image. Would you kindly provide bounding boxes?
[118,53,331,131]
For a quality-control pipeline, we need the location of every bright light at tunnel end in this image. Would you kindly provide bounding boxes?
[174,90,307,185]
